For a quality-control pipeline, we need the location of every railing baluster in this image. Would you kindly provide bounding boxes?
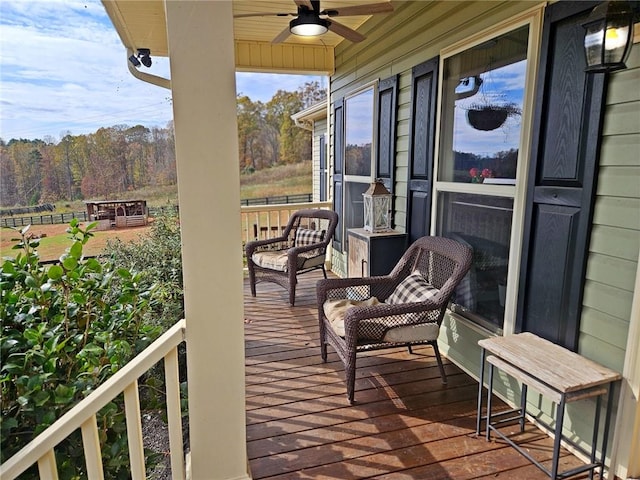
[124,381,146,480]
[165,347,185,480]
[81,415,105,480]
[37,449,58,480]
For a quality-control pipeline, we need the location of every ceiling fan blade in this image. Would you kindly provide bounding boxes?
[327,20,366,42]
[234,12,293,18]
[322,2,394,17]
[272,26,292,44]
[294,0,314,10]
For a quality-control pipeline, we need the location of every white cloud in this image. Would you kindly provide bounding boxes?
[0,0,325,141]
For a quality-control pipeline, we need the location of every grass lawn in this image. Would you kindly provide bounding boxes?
[1,223,151,263]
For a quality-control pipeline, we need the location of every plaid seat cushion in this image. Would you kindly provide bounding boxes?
[294,228,324,247]
[252,251,289,271]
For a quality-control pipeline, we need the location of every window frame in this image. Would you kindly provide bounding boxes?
[431,7,544,335]
[340,81,379,247]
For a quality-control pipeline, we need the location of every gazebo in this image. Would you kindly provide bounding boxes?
[84,199,148,230]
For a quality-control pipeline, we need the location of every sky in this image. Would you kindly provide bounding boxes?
[0,0,323,142]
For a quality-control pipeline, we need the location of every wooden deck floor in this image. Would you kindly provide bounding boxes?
[243,271,590,480]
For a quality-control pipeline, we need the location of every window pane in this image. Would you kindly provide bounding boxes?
[439,26,529,184]
[345,88,374,176]
[344,181,369,235]
[437,192,513,332]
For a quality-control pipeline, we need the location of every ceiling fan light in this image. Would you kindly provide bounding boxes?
[290,15,329,36]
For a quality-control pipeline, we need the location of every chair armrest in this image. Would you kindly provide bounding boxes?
[316,276,396,304]
[246,235,290,257]
[288,243,326,256]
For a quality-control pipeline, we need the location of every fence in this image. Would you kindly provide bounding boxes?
[0,206,178,229]
[1,194,313,228]
[240,193,312,206]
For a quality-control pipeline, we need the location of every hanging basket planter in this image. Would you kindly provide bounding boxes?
[466,103,521,131]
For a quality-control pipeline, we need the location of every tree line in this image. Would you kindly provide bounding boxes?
[0,81,326,208]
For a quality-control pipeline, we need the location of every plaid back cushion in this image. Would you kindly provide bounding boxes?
[387,271,439,305]
[294,228,325,247]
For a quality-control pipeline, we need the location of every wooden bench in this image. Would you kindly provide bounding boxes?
[476,332,621,480]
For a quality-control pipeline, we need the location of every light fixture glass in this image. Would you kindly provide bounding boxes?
[290,15,329,37]
[583,1,635,73]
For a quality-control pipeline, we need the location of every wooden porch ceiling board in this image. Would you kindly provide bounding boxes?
[243,271,591,479]
[234,41,335,75]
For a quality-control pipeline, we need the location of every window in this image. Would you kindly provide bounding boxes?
[435,22,535,333]
[342,85,376,242]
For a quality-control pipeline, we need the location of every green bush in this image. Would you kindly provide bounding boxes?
[0,220,162,478]
[104,210,184,331]
[103,211,187,414]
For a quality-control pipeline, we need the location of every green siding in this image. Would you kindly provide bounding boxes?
[579,43,640,372]
[312,118,327,202]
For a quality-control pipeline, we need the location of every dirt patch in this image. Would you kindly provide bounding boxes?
[1,222,152,262]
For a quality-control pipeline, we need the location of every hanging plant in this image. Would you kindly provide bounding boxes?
[466,102,521,131]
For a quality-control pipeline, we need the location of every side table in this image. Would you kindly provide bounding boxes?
[476,332,621,480]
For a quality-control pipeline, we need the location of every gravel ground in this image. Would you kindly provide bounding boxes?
[142,411,189,479]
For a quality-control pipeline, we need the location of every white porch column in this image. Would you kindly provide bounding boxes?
[164,2,249,479]
[610,250,640,480]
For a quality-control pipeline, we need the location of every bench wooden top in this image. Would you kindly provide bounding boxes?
[479,332,621,394]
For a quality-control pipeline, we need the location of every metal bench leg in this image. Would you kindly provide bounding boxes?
[589,394,602,480]
[486,362,495,441]
[551,395,566,480]
[599,386,616,480]
[477,348,487,435]
[520,384,528,433]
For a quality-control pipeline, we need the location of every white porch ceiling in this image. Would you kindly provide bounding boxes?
[102,0,393,74]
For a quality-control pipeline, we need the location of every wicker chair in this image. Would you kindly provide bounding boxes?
[246,209,339,306]
[317,236,473,403]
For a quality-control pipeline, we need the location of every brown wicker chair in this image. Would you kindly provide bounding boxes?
[317,236,473,403]
[246,209,339,306]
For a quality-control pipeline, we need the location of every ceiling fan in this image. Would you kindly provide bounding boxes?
[234,0,394,43]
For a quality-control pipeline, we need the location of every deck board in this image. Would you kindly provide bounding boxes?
[244,271,590,479]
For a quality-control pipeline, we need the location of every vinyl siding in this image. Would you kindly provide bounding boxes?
[580,43,640,372]
[312,118,327,202]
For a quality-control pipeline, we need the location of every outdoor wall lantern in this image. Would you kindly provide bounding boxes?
[363,180,392,233]
[583,1,635,73]
[290,12,329,36]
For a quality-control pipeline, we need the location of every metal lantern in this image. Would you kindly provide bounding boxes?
[363,179,392,232]
[583,1,635,73]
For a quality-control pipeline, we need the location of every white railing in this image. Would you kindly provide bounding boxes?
[0,319,187,480]
[240,201,332,245]
[0,201,333,479]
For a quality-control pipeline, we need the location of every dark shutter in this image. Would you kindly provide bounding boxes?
[333,98,344,250]
[376,75,398,192]
[517,1,605,351]
[377,74,399,227]
[407,57,439,244]
[319,134,327,201]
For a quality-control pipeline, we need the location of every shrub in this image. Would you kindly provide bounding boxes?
[103,211,187,415]
[0,220,161,478]
[104,210,184,331]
